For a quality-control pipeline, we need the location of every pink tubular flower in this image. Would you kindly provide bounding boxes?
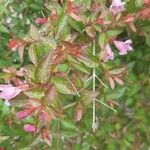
[104,44,114,62]
[24,124,36,133]
[17,110,28,119]
[17,107,37,119]
[114,39,133,55]
[35,18,47,24]
[109,0,125,15]
[0,84,22,105]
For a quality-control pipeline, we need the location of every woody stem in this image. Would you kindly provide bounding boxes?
[92,41,96,132]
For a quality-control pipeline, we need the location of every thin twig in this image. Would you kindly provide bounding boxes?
[95,99,117,113]
[95,75,108,89]
[63,102,77,109]
[66,77,80,97]
[41,11,46,18]
[85,76,93,82]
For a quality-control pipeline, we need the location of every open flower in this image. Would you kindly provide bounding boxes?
[103,44,114,62]
[0,84,22,105]
[24,124,36,133]
[109,0,125,15]
[114,39,133,55]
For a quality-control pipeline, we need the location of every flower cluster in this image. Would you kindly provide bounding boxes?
[109,0,125,15]
[104,39,133,62]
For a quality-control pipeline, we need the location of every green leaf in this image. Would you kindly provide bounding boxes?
[78,56,99,68]
[29,24,39,40]
[19,147,31,150]
[24,88,45,99]
[35,50,54,84]
[80,90,99,106]
[51,76,76,95]
[61,120,78,130]
[56,13,68,38]
[85,26,96,37]
[0,135,9,143]
[107,87,126,99]
[135,0,143,8]
[98,33,108,49]
[1,102,10,117]
[30,135,41,146]
[145,33,150,47]
[10,93,29,107]
[83,0,92,9]
[69,62,90,74]
[69,18,84,32]
[25,65,36,80]
[42,86,57,103]
[28,44,38,65]
[40,37,57,49]
[58,64,69,72]
[110,67,126,75]
[18,45,25,63]
[106,29,123,37]
[0,24,9,33]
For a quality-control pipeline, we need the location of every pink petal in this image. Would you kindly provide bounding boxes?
[104,44,114,62]
[35,18,47,24]
[114,40,133,55]
[0,84,22,101]
[24,124,35,133]
[17,110,28,119]
[110,0,125,15]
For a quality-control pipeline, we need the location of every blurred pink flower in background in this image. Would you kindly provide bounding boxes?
[114,39,133,55]
[104,44,114,62]
[7,39,23,51]
[17,107,37,119]
[35,17,47,24]
[17,110,29,119]
[109,0,125,15]
[144,0,150,5]
[24,124,36,133]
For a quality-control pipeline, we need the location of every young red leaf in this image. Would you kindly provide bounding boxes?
[35,50,54,84]
[114,76,124,85]
[108,76,115,89]
[75,103,83,122]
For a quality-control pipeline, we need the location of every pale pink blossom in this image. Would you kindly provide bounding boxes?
[109,0,125,15]
[114,39,133,55]
[104,44,114,62]
[0,84,22,105]
[35,18,47,24]
[24,124,36,133]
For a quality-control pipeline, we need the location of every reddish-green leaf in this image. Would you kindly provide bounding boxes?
[28,44,38,65]
[35,50,54,84]
[108,76,115,89]
[51,76,76,95]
